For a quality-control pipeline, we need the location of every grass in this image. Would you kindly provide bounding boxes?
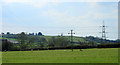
[0,37,17,41]
[2,48,118,63]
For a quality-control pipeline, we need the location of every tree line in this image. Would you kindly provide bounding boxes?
[1,32,120,51]
[2,32,70,51]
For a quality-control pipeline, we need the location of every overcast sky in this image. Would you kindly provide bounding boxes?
[0,0,119,40]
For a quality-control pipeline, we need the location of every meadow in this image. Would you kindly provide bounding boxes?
[2,48,118,63]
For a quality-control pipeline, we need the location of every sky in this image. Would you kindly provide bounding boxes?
[0,0,119,40]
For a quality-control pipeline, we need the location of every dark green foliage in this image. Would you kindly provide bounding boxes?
[1,32,119,51]
[38,32,43,36]
[85,36,117,44]
[17,32,26,44]
[39,42,44,48]
[10,44,20,51]
[47,36,69,48]
[87,41,98,47]
[2,33,118,45]
[27,36,35,49]
[7,32,10,35]
[2,39,12,51]
[37,37,46,48]
[98,43,120,48]
[47,38,55,48]
[17,32,27,50]
[1,32,4,35]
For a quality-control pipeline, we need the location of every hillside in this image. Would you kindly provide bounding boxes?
[1,34,118,44]
[1,33,120,51]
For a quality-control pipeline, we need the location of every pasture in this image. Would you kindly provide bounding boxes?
[2,48,118,63]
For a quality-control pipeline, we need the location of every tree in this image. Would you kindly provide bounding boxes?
[1,32,4,35]
[28,33,34,35]
[39,42,44,49]
[47,38,55,48]
[54,37,68,47]
[7,32,10,35]
[78,40,83,51]
[47,37,69,48]
[17,32,27,51]
[2,39,12,51]
[88,41,97,47]
[37,37,45,49]
[6,32,10,38]
[28,36,35,50]
[38,32,42,36]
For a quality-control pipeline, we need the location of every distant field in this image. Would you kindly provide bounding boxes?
[2,48,118,63]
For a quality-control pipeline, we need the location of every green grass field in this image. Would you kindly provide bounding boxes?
[2,48,118,63]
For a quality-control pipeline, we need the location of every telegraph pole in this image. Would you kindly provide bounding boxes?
[68,30,75,52]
